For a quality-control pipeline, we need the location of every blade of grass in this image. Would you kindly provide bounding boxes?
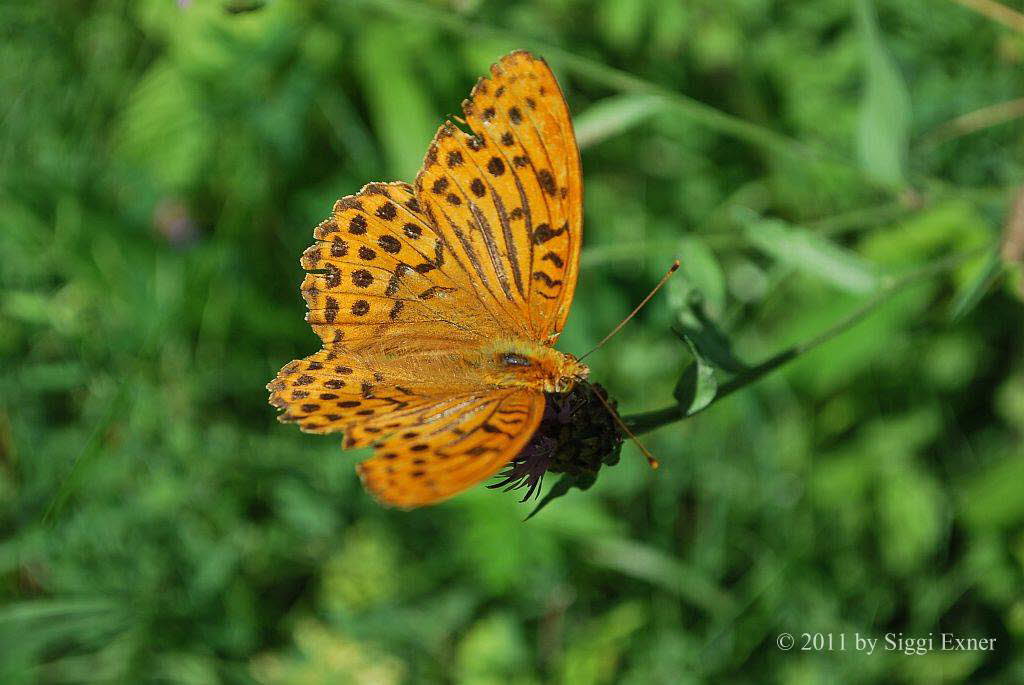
[918,97,1024,147]
[948,246,1003,321]
[856,0,911,189]
[40,384,131,525]
[574,94,667,149]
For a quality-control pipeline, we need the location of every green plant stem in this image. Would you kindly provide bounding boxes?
[622,246,991,436]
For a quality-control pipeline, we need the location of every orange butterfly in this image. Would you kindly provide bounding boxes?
[268,50,587,508]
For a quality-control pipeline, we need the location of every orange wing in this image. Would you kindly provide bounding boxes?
[268,348,546,507]
[415,50,582,341]
[299,181,507,351]
[356,389,546,508]
[269,347,467,438]
[270,50,581,507]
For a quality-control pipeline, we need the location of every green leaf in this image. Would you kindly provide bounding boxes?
[0,599,119,625]
[856,0,911,188]
[860,199,990,267]
[676,292,749,373]
[574,94,666,149]
[677,235,726,317]
[744,218,879,294]
[948,246,1003,322]
[673,332,718,415]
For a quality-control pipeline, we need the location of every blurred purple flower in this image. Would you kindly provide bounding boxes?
[153,199,198,248]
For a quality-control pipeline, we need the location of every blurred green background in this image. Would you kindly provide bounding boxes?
[2,0,1024,682]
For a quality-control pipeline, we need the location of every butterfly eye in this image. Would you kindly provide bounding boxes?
[500,352,532,367]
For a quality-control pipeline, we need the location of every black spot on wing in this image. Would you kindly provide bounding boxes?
[541,251,564,268]
[487,157,505,176]
[532,271,562,288]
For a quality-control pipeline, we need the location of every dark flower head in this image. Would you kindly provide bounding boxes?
[490,382,624,501]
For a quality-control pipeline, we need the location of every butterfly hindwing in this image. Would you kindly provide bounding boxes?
[270,351,547,508]
[268,345,491,438]
[268,348,423,436]
[356,389,546,508]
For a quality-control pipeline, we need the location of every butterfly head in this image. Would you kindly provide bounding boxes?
[486,340,589,394]
[550,352,589,393]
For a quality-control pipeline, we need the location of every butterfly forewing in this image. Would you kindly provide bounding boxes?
[417,51,581,341]
[301,181,505,348]
[465,51,582,338]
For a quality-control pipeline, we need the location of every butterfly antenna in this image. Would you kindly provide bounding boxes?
[591,387,660,469]
[578,260,680,361]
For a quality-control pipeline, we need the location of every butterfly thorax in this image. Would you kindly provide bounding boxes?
[476,339,589,394]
